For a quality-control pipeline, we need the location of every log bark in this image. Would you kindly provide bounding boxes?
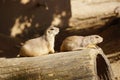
[71,0,120,4]
[68,1,120,31]
[0,49,114,80]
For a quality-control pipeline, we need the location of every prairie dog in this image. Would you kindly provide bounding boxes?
[19,26,59,57]
[60,35,103,52]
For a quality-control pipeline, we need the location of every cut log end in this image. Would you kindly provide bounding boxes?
[96,54,113,80]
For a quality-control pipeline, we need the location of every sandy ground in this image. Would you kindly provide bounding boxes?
[109,52,120,80]
[111,60,120,80]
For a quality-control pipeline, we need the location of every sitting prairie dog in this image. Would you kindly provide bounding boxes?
[60,35,103,52]
[19,26,59,57]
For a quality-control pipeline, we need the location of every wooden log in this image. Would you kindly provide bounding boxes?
[68,1,120,31]
[0,49,114,80]
[71,0,120,4]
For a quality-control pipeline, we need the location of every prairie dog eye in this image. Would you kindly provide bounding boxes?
[50,28,54,30]
[95,36,99,38]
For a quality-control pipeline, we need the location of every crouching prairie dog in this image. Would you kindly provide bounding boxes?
[60,35,103,52]
[19,26,59,57]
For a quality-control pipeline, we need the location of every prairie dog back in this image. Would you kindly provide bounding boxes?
[60,36,84,51]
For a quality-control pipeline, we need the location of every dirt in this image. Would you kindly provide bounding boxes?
[111,60,120,80]
[107,52,120,80]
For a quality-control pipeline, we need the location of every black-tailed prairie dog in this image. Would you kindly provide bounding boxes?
[60,35,103,52]
[19,26,59,57]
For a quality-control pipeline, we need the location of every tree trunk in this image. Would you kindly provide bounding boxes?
[68,1,120,31]
[0,48,114,80]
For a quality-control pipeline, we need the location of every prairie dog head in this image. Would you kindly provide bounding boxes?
[85,35,103,44]
[46,26,59,36]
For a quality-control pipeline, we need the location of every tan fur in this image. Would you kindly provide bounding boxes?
[19,26,59,57]
[60,35,103,52]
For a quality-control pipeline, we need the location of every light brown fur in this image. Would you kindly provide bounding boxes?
[60,35,103,52]
[19,26,59,57]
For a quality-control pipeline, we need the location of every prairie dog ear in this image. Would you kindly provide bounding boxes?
[90,36,96,43]
[45,25,59,35]
[46,27,54,34]
[46,29,51,34]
